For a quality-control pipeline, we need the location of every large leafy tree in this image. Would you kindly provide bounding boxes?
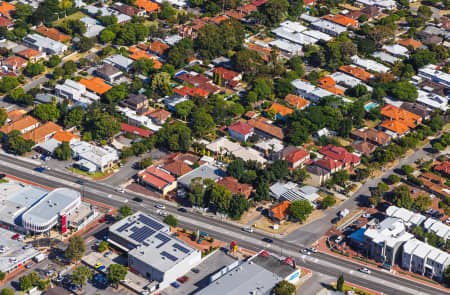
[71,266,92,289]
[64,105,85,128]
[207,184,233,214]
[89,113,121,140]
[0,108,7,126]
[175,100,195,120]
[107,264,128,287]
[6,130,34,155]
[55,142,72,160]
[65,236,85,263]
[192,108,215,138]
[393,185,413,210]
[157,121,192,152]
[272,280,296,295]
[289,200,313,222]
[263,0,289,25]
[32,104,60,122]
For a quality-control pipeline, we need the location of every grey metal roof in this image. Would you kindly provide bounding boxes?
[177,164,225,187]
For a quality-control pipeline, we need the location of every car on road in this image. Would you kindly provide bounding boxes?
[256,206,263,212]
[116,188,125,193]
[155,204,165,209]
[300,249,311,255]
[54,276,63,283]
[23,244,31,249]
[242,227,253,233]
[159,211,168,217]
[133,197,143,202]
[98,265,106,271]
[11,234,19,240]
[262,238,273,243]
[359,267,371,274]
[178,207,187,213]
[26,262,35,269]
[34,167,45,173]
[94,263,102,269]
[177,276,189,283]
[191,268,200,274]
[75,180,84,185]
[171,282,180,288]
[307,247,318,253]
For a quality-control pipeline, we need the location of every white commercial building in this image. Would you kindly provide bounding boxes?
[356,0,397,9]
[351,55,390,73]
[385,206,426,227]
[103,54,134,72]
[401,239,450,281]
[423,217,450,241]
[21,188,81,233]
[270,182,320,205]
[22,33,68,55]
[108,212,201,290]
[271,27,318,45]
[55,79,100,105]
[84,5,131,24]
[71,141,119,172]
[418,64,450,88]
[0,227,40,273]
[363,217,414,265]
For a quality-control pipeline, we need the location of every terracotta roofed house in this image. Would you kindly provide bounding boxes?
[284,94,310,110]
[35,26,71,42]
[228,121,254,141]
[120,122,153,138]
[434,161,450,176]
[319,144,361,168]
[0,15,13,29]
[162,159,192,177]
[0,115,39,134]
[238,4,257,14]
[323,14,359,27]
[174,86,209,98]
[2,55,27,72]
[22,121,62,144]
[6,109,26,122]
[52,130,80,143]
[397,38,423,50]
[264,103,293,120]
[351,128,391,146]
[134,0,161,13]
[0,2,15,19]
[284,149,310,169]
[79,77,112,95]
[111,3,146,16]
[339,65,374,82]
[352,141,376,157]
[269,201,291,223]
[138,166,177,195]
[380,105,422,136]
[217,176,253,198]
[248,117,284,140]
[212,67,241,87]
[148,109,171,125]
[149,40,169,56]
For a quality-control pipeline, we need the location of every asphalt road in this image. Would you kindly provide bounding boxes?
[0,154,447,294]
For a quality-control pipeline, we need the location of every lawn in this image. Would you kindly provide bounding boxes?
[69,167,114,179]
[53,11,86,26]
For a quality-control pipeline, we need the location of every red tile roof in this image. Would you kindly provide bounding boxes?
[0,2,15,19]
[0,15,12,27]
[228,121,253,135]
[270,201,291,221]
[319,144,360,166]
[434,161,450,175]
[174,86,209,98]
[265,103,294,117]
[121,122,153,138]
[212,67,240,81]
[238,4,257,14]
[217,176,252,198]
[248,117,284,140]
[138,166,175,189]
[251,0,267,6]
[3,55,27,68]
[339,65,373,82]
[162,159,192,176]
[22,121,62,144]
[314,158,343,171]
[284,94,310,110]
[323,14,359,27]
[79,77,112,95]
[284,149,309,165]
[35,26,71,42]
[149,40,169,56]
[148,109,171,122]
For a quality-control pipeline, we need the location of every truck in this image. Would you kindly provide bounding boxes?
[33,253,47,263]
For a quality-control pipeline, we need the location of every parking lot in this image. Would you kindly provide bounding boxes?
[160,248,237,295]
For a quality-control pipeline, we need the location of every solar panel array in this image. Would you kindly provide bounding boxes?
[173,243,190,254]
[155,233,171,248]
[138,214,164,231]
[161,251,178,262]
[116,223,130,232]
[129,227,156,243]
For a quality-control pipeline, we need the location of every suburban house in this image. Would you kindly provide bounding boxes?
[6,109,26,123]
[380,105,422,138]
[103,54,134,72]
[174,86,209,99]
[79,77,112,96]
[35,26,71,42]
[22,33,68,55]
[177,164,225,189]
[0,115,40,134]
[264,103,293,120]
[120,123,153,138]
[270,182,320,205]
[227,121,254,142]
[52,131,80,144]
[339,65,374,82]
[217,176,253,198]
[149,40,170,56]
[284,94,310,110]
[148,109,171,125]
[55,79,100,105]
[121,94,149,111]
[400,102,432,121]
[0,2,15,19]
[434,161,450,176]
[134,0,161,13]
[351,127,391,146]
[138,166,177,196]
[211,67,242,88]
[175,72,220,95]
[319,144,361,168]
[22,122,62,145]
[306,164,332,186]
[269,201,291,224]
[283,148,310,169]
[95,64,123,83]
[0,16,13,29]
[161,159,192,177]
[323,14,359,28]
[352,141,377,157]
[2,55,27,72]
[71,141,119,172]
[16,48,46,63]
[111,2,147,16]
[248,117,284,140]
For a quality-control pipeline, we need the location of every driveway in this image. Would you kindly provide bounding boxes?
[283,143,433,246]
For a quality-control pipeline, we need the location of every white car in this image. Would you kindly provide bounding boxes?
[159,211,168,217]
[335,236,343,243]
[116,188,125,193]
[359,268,371,274]
[307,247,318,253]
[301,249,311,255]
[445,218,450,225]
[362,213,371,218]
[242,227,253,233]
[155,204,166,209]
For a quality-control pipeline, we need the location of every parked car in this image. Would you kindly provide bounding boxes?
[177,276,189,283]
[301,249,311,255]
[171,282,180,288]
[191,268,200,274]
[197,238,203,244]
[94,263,102,269]
[116,188,125,193]
[256,206,263,212]
[26,262,35,269]
[46,270,54,277]
[98,265,106,271]
[362,213,371,218]
[159,211,168,217]
[11,234,19,240]
[155,204,165,209]
[307,247,318,253]
[34,167,45,173]
[242,227,253,233]
[75,179,84,185]
[359,267,371,274]
[104,251,112,257]
[335,236,344,243]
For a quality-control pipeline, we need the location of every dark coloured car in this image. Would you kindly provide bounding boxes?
[75,179,84,185]
[178,208,187,213]
[191,268,200,274]
[133,197,143,202]
[256,206,263,212]
[0,174,5,179]
[262,238,273,243]
[34,167,45,173]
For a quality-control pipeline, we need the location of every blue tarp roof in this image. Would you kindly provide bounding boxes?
[349,227,366,243]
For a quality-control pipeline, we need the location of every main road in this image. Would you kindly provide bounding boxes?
[0,153,447,295]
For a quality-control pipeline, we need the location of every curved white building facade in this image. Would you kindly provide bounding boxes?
[21,188,81,233]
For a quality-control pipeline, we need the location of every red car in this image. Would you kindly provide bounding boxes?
[11,234,19,240]
[177,276,189,283]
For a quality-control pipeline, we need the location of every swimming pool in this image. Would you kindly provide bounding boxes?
[364,102,379,111]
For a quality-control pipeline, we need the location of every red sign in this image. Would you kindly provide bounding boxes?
[61,215,66,234]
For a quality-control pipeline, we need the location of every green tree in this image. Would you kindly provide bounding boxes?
[64,105,85,128]
[97,241,108,252]
[401,164,414,175]
[0,76,19,93]
[130,58,156,76]
[272,280,296,295]
[63,60,77,75]
[337,274,344,291]
[107,264,128,287]
[24,62,45,77]
[264,0,290,24]
[71,266,92,289]
[377,182,389,192]
[227,159,245,181]
[208,184,233,213]
[65,236,85,263]
[99,29,116,43]
[389,82,418,102]
[163,214,178,227]
[175,100,195,120]
[119,205,133,218]
[138,157,153,169]
[103,84,128,103]
[32,104,60,122]
[388,174,401,184]
[77,37,95,52]
[189,180,205,207]
[89,113,121,140]
[46,55,61,67]
[289,200,313,222]
[321,195,336,209]
[55,142,72,160]
[414,195,431,212]
[152,72,171,93]
[0,108,6,126]
[0,288,14,295]
[19,275,32,291]
[6,130,34,155]
[192,109,215,138]
[331,170,350,187]
[0,271,5,281]
[156,121,192,152]
[444,265,450,285]
[393,185,413,209]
